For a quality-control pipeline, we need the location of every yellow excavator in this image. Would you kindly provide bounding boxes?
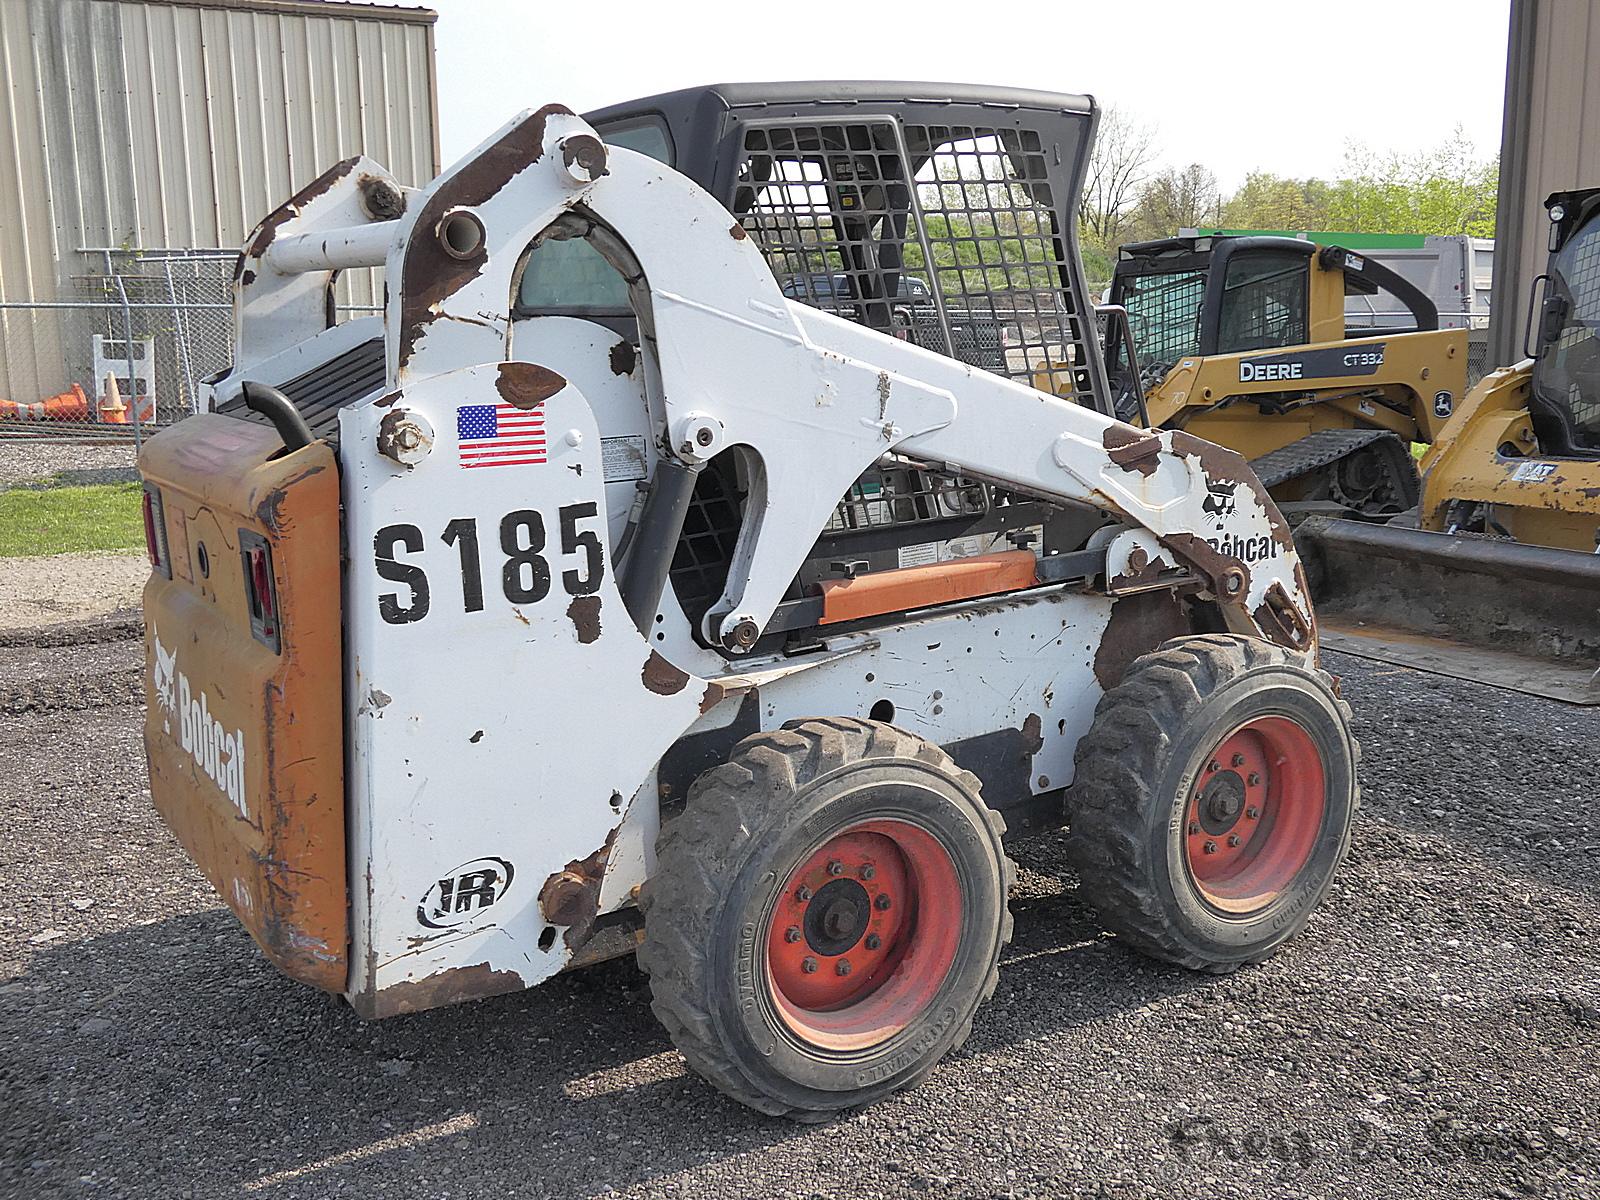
[1039,234,1469,521]
[1299,188,1600,704]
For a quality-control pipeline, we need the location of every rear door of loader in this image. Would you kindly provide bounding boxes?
[139,415,347,989]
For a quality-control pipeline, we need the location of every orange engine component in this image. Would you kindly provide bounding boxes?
[818,550,1039,625]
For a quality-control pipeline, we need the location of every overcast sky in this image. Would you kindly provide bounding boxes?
[418,0,1512,189]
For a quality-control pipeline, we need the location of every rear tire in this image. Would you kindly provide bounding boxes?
[1065,635,1358,972]
[638,717,1013,1119]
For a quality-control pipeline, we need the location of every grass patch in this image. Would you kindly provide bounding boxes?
[0,482,145,557]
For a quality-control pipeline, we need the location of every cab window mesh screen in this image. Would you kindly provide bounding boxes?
[1539,221,1600,447]
[1121,269,1205,366]
[734,119,1095,401]
[1218,252,1309,353]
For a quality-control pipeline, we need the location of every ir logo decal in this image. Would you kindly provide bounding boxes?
[418,857,516,929]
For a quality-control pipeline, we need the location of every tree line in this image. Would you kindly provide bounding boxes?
[1079,108,1499,285]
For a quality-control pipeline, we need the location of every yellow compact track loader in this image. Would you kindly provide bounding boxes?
[1048,235,1468,521]
[1300,188,1600,704]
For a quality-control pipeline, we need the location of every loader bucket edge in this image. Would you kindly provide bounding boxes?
[1295,516,1600,706]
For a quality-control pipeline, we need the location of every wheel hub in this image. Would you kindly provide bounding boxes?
[1199,771,1246,834]
[803,877,871,957]
[764,819,963,1051]
[1184,716,1327,914]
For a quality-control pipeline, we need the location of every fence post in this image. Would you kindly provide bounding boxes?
[106,250,143,453]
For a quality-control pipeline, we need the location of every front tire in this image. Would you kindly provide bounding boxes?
[1065,635,1358,972]
[638,718,1013,1119]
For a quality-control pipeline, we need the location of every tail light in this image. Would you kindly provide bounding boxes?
[240,531,281,652]
[142,484,170,578]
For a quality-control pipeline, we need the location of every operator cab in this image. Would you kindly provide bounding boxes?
[1529,188,1600,459]
[1107,235,1439,420]
[513,84,1120,655]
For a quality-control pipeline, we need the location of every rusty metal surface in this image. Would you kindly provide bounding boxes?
[358,961,528,1020]
[395,104,576,370]
[138,415,347,991]
[1092,590,1192,690]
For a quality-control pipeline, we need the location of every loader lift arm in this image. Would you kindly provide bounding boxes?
[220,106,1312,656]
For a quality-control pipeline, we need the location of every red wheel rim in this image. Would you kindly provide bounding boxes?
[1183,716,1326,914]
[765,819,962,1052]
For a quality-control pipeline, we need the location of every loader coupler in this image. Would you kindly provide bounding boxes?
[138,415,347,990]
[1295,516,1600,705]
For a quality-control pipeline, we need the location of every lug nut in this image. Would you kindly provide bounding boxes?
[875,894,892,911]
[859,864,876,881]
[795,885,812,902]
[1248,773,1261,787]
[1228,834,1242,847]
[1188,821,1201,835]
[784,926,802,943]
[1246,806,1260,820]
[865,933,882,950]
[827,859,844,876]
[1207,760,1219,773]
[801,957,818,974]
[1231,753,1246,767]
[1203,841,1218,855]
[836,959,852,977]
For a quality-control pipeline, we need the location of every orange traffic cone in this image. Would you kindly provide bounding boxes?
[0,385,89,420]
[99,374,129,424]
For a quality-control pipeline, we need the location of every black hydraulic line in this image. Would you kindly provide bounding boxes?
[241,381,314,453]
[619,456,703,636]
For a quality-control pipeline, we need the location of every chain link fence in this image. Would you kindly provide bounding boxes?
[0,249,380,445]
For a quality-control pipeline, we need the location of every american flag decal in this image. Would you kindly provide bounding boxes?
[456,402,547,469]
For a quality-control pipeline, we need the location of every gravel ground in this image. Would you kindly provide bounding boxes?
[0,443,137,489]
[0,554,147,631]
[1,634,1597,1200]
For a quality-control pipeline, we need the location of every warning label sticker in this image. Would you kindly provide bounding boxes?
[601,435,648,483]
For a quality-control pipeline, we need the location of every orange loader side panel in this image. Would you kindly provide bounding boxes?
[138,416,346,991]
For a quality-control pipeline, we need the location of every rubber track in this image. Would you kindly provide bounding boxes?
[1249,427,1401,490]
[1064,634,1360,973]
[637,717,1014,1119]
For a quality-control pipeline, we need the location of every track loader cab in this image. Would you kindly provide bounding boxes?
[135,85,1358,1121]
[1094,234,1468,521]
[1417,187,1600,551]
[1297,189,1600,705]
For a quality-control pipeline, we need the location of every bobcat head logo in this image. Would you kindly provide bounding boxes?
[1202,480,1238,521]
[152,629,178,734]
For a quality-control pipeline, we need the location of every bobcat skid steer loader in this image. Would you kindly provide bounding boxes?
[136,88,1358,1119]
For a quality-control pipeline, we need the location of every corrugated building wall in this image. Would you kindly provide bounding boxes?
[1489,0,1600,368]
[0,0,437,407]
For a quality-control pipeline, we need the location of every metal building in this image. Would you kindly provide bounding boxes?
[0,0,437,420]
[1489,0,1600,367]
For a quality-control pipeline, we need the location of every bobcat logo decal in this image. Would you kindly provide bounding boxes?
[153,628,178,735]
[1202,480,1238,521]
[149,624,248,819]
